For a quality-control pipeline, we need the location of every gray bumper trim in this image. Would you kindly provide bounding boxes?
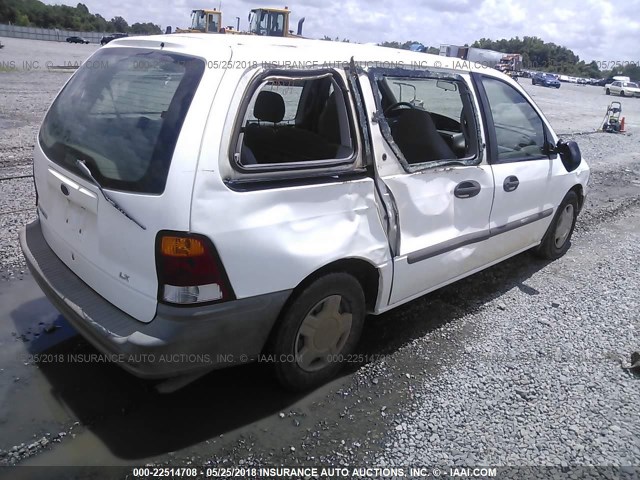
[20,218,291,379]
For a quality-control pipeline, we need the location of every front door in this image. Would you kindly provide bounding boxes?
[474,74,557,255]
[358,69,496,307]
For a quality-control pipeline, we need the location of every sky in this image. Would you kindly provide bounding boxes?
[43,0,640,64]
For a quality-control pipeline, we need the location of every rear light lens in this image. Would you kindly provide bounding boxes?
[156,232,235,305]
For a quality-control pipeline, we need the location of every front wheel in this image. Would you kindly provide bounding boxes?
[268,273,365,391]
[535,191,579,260]
[621,91,626,97]
[606,88,611,95]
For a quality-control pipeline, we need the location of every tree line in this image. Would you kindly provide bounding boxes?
[0,0,161,34]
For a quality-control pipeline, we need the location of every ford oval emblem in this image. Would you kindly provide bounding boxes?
[60,184,70,196]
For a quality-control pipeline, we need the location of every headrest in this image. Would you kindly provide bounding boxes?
[393,109,438,135]
[253,91,285,123]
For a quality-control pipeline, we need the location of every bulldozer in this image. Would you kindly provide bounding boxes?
[169,6,304,37]
[247,7,305,37]
[174,9,223,34]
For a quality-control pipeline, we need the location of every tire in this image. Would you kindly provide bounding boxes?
[606,88,610,95]
[268,273,365,391]
[532,79,536,85]
[535,191,579,260]
[621,91,625,97]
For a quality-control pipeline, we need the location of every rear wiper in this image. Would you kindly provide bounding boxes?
[75,159,146,230]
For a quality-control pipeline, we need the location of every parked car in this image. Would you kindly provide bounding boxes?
[532,72,561,88]
[100,33,128,46]
[20,35,589,391]
[605,80,640,97]
[66,36,90,44]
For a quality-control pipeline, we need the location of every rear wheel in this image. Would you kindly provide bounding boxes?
[268,273,365,391]
[535,191,579,260]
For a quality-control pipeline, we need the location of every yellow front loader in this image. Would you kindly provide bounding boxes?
[169,6,304,37]
[174,9,223,33]
[247,7,305,37]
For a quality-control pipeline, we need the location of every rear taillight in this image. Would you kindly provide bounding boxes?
[156,232,234,305]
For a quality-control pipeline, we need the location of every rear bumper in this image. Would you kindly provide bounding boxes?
[20,218,291,379]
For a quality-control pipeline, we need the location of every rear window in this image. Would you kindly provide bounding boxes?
[39,48,205,194]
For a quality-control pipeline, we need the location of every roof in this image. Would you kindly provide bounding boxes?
[250,7,291,13]
[110,34,507,77]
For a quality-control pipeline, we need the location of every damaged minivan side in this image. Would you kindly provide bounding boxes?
[20,34,589,391]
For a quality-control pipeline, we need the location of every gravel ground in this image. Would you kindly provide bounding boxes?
[376,208,640,467]
[526,81,640,134]
[0,71,68,280]
[0,36,98,71]
[0,38,638,474]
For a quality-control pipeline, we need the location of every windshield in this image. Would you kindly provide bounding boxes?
[250,10,285,36]
[383,77,463,122]
[39,48,205,194]
[190,11,206,31]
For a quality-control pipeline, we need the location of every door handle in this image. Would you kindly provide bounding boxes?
[503,175,520,192]
[454,180,481,199]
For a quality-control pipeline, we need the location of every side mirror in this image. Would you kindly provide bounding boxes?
[556,140,581,172]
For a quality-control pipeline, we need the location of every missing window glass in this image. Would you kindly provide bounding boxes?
[372,73,480,170]
[233,71,356,170]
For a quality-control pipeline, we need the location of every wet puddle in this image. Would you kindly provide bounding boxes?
[0,274,306,467]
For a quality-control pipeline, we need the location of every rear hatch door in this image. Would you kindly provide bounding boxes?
[35,46,209,322]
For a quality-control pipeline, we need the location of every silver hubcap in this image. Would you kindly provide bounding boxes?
[294,295,352,372]
[554,204,574,248]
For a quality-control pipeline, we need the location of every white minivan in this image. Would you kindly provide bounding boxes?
[20,34,589,391]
